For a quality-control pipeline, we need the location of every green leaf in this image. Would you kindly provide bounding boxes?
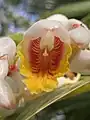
[41,1,90,19]
[82,14,90,28]
[9,33,23,45]
[32,91,90,120]
[6,76,90,120]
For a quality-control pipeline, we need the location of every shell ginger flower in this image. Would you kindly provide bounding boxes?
[17,19,72,94]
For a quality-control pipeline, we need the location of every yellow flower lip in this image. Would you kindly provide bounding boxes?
[17,41,72,94]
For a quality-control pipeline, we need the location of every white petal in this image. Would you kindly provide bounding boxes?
[68,19,88,30]
[47,14,69,28]
[0,79,16,109]
[24,19,70,43]
[0,37,16,63]
[70,49,90,73]
[69,27,90,47]
[23,19,70,60]
[37,19,70,44]
[0,58,8,79]
[7,72,24,97]
[53,25,70,44]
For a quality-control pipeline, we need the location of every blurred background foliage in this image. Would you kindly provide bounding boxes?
[0,0,90,36]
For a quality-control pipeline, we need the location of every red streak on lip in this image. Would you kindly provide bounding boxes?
[28,37,64,75]
[49,36,64,72]
[29,38,41,73]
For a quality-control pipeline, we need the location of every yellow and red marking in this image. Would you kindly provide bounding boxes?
[28,36,65,76]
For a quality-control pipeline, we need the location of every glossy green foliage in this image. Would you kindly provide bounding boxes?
[41,1,90,19]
